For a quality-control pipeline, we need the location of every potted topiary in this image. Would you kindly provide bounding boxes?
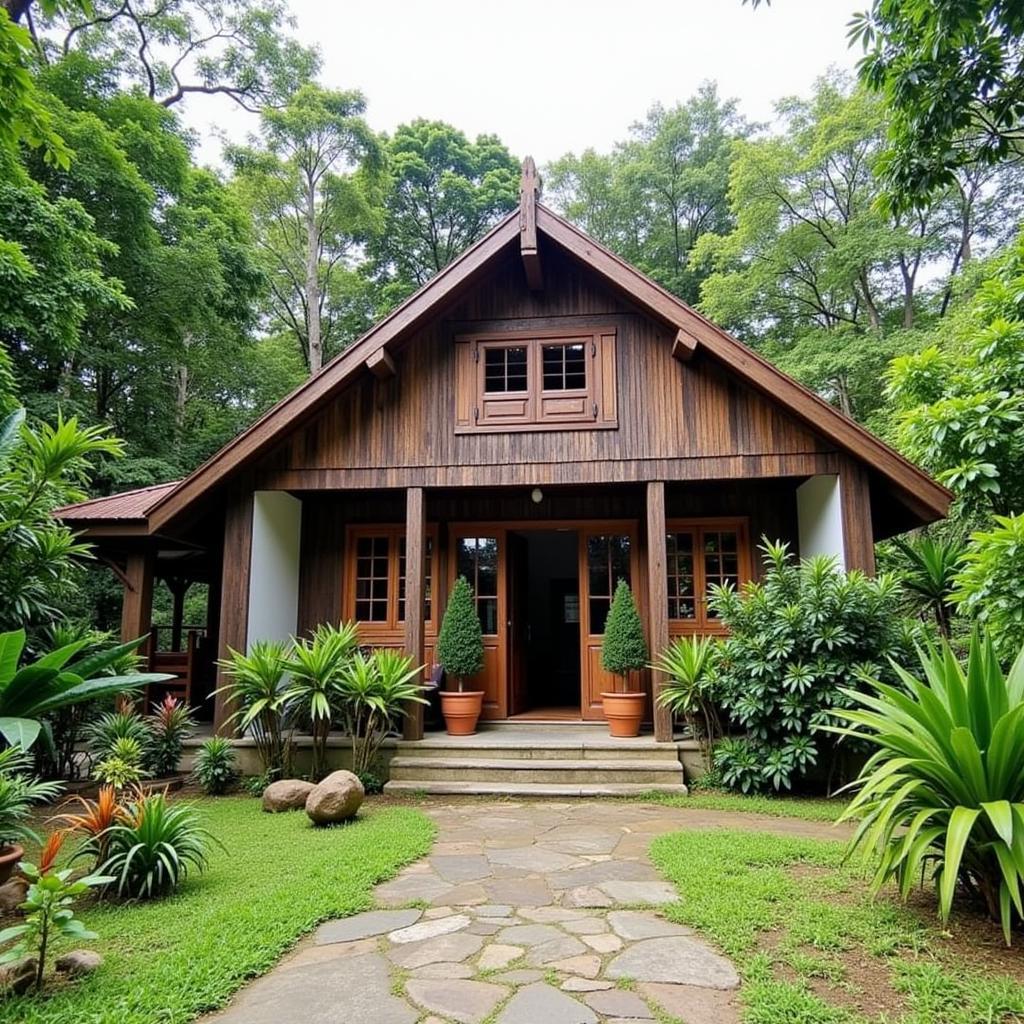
[601,580,649,737]
[436,576,486,735]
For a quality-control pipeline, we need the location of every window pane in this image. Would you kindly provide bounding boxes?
[667,531,697,623]
[354,534,389,624]
[484,347,527,393]
[456,536,499,635]
[542,342,587,391]
[589,598,610,635]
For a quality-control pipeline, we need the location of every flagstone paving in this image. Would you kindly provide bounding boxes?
[208,799,845,1024]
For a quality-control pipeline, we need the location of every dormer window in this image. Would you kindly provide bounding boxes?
[455,326,618,433]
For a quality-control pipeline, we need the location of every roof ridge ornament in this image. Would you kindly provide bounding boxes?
[519,156,543,290]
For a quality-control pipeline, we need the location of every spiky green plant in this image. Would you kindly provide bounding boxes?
[654,635,721,765]
[892,534,964,637]
[834,631,1024,944]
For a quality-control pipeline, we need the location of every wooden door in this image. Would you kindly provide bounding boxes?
[449,528,506,719]
[507,532,529,716]
[579,524,639,719]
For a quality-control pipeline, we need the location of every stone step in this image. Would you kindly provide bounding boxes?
[394,740,683,762]
[383,779,688,797]
[388,756,685,785]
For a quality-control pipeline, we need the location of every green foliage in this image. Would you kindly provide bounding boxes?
[368,120,519,305]
[93,746,144,791]
[834,631,1024,944]
[147,695,195,777]
[215,639,292,780]
[0,628,168,752]
[953,514,1024,664]
[0,799,433,1023]
[84,709,151,764]
[850,0,1024,209]
[283,621,360,780]
[337,648,427,775]
[711,540,918,793]
[0,746,62,847]
[601,580,648,688]
[436,576,485,689]
[892,534,966,637]
[99,790,218,899]
[0,839,112,993]
[191,737,238,796]
[887,233,1024,514]
[654,635,721,766]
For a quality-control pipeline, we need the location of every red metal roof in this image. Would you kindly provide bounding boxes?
[56,481,180,522]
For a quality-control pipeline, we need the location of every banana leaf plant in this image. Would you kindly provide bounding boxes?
[0,629,172,751]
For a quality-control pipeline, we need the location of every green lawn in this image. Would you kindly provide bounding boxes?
[1,798,435,1024]
[638,788,847,822]
[651,828,1024,1024]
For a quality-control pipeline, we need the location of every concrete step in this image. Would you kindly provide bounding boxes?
[388,756,685,785]
[394,740,683,762]
[383,779,688,797]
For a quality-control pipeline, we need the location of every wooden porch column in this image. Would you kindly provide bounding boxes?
[646,481,673,742]
[403,486,426,741]
[839,458,876,575]
[213,486,254,736]
[121,550,155,663]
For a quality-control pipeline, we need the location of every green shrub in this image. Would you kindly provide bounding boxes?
[0,746,62,848]
[100,791,219,899]
[710,540,919,793]
[85,710,152,766]
[654,635,720,765]
[147,695,195,776]
[356,768,384,795]
[835,631,1024,944]
[94,736,146,790]
[192,737,238,796]
[436,576,484,689]
[953,513,1024,664]
[601,580,648,690]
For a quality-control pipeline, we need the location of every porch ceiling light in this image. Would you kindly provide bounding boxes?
[531,487,544,504]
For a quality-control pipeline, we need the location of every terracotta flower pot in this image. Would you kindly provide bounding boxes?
[440,690,485,736]
[0,843,24,885]
[601,691,646,738]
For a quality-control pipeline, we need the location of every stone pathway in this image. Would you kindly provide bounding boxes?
[209,800,843,1024]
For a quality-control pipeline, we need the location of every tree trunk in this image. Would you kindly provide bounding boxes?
[857,271,881,331]
[2,0,32,23]
[174,363,189,434]
[304,185,322,376]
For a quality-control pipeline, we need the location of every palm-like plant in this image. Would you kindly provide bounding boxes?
[215,640,292,779]
[283,622,359,779]
[337,650,426,775]
[0,746,63,849]
[654,636,721,768]
[0,628,170,751]
[892,535,964,637]
[834,631,1024,944]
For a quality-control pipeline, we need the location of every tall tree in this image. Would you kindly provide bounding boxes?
[229,84,379,375]
[367,120,519,307]
[549,82,748,304]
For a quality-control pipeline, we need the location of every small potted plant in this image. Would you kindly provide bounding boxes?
[436,576,486,735]
[601,580,649,737]
[0,747,62,883]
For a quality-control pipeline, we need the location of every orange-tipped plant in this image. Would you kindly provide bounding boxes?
[36,830,68,875]
[52,786,125,871]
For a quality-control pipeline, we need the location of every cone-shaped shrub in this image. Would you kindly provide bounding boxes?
[437,576,484,691]
[601,580,648,692]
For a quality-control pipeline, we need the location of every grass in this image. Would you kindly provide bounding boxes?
[650,828,1024,1024]
[638,788,847,822]
[1,797,435,1024]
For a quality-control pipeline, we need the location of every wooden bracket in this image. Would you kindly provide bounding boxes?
[366,347,396,379]
[519,156,543,291]
[671,328,698,363]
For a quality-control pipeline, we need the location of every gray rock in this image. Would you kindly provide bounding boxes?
[561,978,615,992]
[389,913,470,944]
[406,978,507,1024]
[213,952,416,1024]
[305,770,364,825]
[497,982,598,1024]
[495,923,564,946]
[524,934,588,966]
[0,956,37,995]
[314,908,421,945]
[598,880,678,905]
[607,910,692,940]
[410,962,476,980]
[639,982,741,1024]
[0,876,28,915]
[55,949,103,976]
[583,988,654,1018]
[494,969,545,984]
[606,937,740,990]
[388,931,484,969]
[261,778,315,812]
[430,855,493,882]
[563,886,613,908]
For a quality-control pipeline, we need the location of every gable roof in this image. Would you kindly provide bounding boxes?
[56,481,179,523]
[66,172,951,534]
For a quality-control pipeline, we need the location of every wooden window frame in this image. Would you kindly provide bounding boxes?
[344,525,438,641]
[666,517,752,636]
[454,326,618,434]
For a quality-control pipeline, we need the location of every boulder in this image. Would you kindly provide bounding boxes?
[262,779,316,813]
[0,876,28,915]
[55,949,103,976]
[0,956,37,995]
[305,770,364,825]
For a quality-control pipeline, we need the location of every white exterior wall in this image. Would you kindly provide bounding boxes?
[796,474,847,568]
[246,491,302,648]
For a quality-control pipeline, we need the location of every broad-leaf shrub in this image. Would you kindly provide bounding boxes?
[835,632,1024,944]
[710,540,918,793]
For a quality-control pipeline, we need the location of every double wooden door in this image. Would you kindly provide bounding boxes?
[448,522,639,720]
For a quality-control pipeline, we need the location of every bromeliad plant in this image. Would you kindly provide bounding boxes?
[52,785,123,871]
[93,737,146,791]
[0,832,113,992]
[147,695,196,776]
[834,631,1024,944]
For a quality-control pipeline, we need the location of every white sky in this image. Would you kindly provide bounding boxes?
[189,0,864,167]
